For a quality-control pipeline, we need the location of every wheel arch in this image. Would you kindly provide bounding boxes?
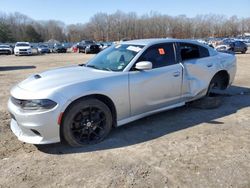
[60,94,117,128]
[210,70,230,90]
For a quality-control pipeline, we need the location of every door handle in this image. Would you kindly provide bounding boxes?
[207,64,213,67]
[173,71,180,77]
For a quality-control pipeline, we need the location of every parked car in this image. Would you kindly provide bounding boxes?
[14,42,32,56]
[220,40,248,54]
[8,39,236,146]
[37,44,50,54]
[71,44,79,53]
[78,40,100,54]
[215,45,235,54]
[52,43,67,53]
[99,42,113,51]
[0,44,13,55]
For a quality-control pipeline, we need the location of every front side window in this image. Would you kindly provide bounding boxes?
[86,44,144,71]
[136,43,176,69]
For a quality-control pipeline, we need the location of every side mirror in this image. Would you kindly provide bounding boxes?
[135,61,152,71]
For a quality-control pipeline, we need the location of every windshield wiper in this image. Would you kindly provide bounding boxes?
[86,64,100,70]
[86,64,112,71]
[100,67,113,71]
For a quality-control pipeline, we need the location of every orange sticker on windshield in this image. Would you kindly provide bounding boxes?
[158,48,165,55]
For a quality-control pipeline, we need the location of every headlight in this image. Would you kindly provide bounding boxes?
[11,97,57,111]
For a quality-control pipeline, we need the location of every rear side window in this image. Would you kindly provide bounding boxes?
[179,43,209,61]
[199,46,210,58]
[137,43,176,69]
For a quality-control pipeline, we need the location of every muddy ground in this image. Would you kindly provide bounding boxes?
[0,52,249,188]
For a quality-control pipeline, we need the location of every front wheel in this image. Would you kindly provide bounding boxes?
[61,98,112,147]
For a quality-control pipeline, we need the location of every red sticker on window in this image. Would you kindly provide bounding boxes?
[158,48,165,55]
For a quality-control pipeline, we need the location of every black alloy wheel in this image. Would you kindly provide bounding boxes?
[62,99,112,147]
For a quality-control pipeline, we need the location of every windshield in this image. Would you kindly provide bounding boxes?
[39,45,48,48]
[86,44,144,71]
[83,40,94,44]
[16,43,30,47]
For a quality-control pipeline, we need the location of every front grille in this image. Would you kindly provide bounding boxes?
[0,50,10,53]
[19,49,27,52]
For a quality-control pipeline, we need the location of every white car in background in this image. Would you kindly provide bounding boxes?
[14,42,32,56]
[0,44,13,55]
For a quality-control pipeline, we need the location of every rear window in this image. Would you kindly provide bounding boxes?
[180,43,209,61]
[199,46,210,58]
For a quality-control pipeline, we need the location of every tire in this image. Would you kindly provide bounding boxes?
[61,98,112,147]
[241,48,247,54]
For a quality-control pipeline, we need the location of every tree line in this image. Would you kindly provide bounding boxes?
[1,11,250,43]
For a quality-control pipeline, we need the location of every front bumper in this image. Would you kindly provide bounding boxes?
[15,51,32,55]
[0,50,11,54]
[8,98,61,144]
[39,49,50,53]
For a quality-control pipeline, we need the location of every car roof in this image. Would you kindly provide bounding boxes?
[121,38,207,47]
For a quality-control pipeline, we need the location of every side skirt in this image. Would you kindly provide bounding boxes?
[117,102,185,126]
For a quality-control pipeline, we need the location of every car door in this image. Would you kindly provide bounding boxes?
[178,42,217,99]
[129,43,183,116]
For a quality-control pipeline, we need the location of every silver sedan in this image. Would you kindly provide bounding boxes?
[8,39,236,146]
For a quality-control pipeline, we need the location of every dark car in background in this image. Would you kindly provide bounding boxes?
[37,44,50,54]
[78,40,100,54]
[223,40,248,54]
[98,42,113,51]
[52,43,67,53]
[0,44,13,55]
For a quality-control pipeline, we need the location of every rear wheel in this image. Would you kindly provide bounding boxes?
[241,48,247,54]
[62,99,112,147]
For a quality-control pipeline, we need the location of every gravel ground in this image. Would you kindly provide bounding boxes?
[0,52,249,188]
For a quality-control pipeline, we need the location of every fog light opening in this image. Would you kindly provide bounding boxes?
[30,129,41,136]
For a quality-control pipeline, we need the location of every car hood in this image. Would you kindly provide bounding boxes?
[0,47,11,50]
[17,65,116,92]
[38,47,49,50]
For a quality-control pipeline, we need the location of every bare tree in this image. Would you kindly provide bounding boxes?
[1,11,250,43]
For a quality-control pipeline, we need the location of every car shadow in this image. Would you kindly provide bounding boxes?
[37,85,250,155]
[0,66,36,71]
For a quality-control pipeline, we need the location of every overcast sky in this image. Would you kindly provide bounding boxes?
[1,0,250,24]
